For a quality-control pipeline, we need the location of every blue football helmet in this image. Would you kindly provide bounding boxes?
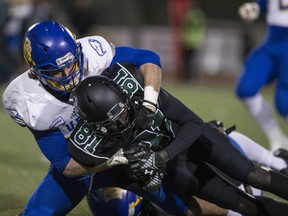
[23,20,84,92]
[87,187,143,216]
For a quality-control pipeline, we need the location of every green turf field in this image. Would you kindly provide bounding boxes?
[0,80,286,215]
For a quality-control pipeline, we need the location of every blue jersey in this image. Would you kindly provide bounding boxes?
[236,0,288,117]
[258,0,288,27]
[3,39,162,174]
[3,35,164,215]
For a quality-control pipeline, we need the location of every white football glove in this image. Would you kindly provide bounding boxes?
[238,2,260,23]
[85,148,128,174]
[106,148,128,167]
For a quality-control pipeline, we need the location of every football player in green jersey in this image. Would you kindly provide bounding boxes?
[69,62,288,216]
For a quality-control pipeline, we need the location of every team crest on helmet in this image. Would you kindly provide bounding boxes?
[104,188,123,202]
[23,37,35,66]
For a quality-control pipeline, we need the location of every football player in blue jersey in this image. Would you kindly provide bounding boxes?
[69,63,288,216]
[236,0,288,151]
[2,19,168,216]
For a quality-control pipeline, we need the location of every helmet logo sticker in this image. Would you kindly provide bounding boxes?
[23,37,35,66]
[88,39,107,56]
[56,52,74,67]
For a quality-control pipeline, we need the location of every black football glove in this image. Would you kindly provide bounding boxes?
[143,170,165,192]
[134,104,156,132]
[124,163,164,192]
[124,147,166,191]
[123,145,150,180]
[128,150,166,176]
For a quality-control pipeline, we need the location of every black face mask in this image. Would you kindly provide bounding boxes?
[92,106,136,142]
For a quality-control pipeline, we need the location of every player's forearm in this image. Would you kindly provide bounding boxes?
[63,160,112,177]
[160,92,205,159]
[64,149,129,176]
[63,158,90,177]
[187,196,228,216]
[140,63,162,93]
[140,63,162,111]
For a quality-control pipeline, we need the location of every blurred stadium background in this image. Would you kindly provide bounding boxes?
[0,0,287,215]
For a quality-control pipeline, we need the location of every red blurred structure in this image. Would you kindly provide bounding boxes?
[168,0,192,79]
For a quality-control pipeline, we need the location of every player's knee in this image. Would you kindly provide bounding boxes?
[275,101,288,117]
[235,83,257,99]
[246,167,271,189]
[235,196,258,216]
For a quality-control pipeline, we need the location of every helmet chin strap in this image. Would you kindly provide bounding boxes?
[42,82,71,102]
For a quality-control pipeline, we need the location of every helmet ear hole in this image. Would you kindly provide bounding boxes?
[43,47,49,53]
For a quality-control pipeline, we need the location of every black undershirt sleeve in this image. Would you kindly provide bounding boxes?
[158,88,205,159]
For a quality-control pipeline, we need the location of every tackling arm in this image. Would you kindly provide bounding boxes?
[139,63,162,112]
[111,47,162,112]
[83,148,128,174]
[30,128,90,177]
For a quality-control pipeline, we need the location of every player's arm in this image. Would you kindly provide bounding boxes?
[158,89,205,160]
[69,137,128,174]
[110,46,162,112]
[29,128,89,177]
[67,121,131,174]
[186,196,228,216]
[139,63,161,112]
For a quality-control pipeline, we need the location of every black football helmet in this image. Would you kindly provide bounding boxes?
[73,75,135,139]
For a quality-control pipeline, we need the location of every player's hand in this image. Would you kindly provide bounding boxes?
[238,2,260,24]
[124,147,166,178]
[124,150,165,192]
[134,103,156,132]
[143,171,164,192]
[123,145,149,180]
[123,145,167,191]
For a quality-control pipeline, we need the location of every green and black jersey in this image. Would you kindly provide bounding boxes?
[68,62,204,167]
